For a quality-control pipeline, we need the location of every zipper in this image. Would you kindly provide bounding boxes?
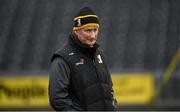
[92,58,106,110]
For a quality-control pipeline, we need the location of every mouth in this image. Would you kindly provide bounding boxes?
[89,39,96,43]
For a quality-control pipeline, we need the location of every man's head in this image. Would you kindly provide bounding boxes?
[73,7,99,48]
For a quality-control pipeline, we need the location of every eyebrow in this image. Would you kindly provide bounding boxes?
[84,28,98,30]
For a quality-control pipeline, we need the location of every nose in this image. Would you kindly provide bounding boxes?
[89,31,96,38]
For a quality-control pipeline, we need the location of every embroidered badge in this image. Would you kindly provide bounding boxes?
[97,54,103,63]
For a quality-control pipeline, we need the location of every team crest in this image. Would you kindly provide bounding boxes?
[97,54,103,63]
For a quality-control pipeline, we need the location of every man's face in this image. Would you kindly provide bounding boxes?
[74,26,99,48]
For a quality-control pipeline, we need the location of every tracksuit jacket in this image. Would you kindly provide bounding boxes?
[48,33,117,111]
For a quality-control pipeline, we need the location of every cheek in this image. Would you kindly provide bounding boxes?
[80,32,89,39]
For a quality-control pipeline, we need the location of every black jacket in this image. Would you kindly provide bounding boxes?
[48,33,117,111]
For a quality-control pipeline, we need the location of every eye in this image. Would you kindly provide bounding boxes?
[84,29,91,33]
[94,29,97,32]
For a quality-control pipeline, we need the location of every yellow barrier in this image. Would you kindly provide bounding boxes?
[112,73,155,105]
[0,73,155,108]
[0,76,50,108]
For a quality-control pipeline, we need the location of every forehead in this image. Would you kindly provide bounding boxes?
[82,26,99,30]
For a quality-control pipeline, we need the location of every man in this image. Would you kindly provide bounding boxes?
[48,7,117,111]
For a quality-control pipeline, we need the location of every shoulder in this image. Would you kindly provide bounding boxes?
[96,47,108,62]
[51,56,67,67]
[51,44,68,62]
[51,42,75,63]
[97,47,105,55]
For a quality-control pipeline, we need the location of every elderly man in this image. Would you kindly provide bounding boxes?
[48,7,117,111]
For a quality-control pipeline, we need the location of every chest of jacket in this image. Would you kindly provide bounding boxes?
[54,43,113,110]
[71,52,111,88]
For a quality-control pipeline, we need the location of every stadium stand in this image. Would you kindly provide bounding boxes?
[0,0,179,110]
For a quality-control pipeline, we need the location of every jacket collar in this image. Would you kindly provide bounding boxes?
[68,32,99,56]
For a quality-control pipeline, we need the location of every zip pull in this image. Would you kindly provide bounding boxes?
[93,59,95,66]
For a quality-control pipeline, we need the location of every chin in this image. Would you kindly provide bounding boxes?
[89,45,94,48]
[87,44,93,47]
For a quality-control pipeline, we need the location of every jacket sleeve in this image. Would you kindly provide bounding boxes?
[48,57,83,111]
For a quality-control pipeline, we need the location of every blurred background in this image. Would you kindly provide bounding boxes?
[0,0,179,110]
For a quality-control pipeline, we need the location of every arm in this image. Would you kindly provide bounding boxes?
[48,57,83,111]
